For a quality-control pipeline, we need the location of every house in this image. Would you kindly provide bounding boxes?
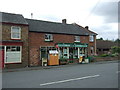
[96,40,117,55]
[0,12,29,69]
[0,12,97,68]
[26,19,97,66]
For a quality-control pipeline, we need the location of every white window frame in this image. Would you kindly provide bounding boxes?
[45,34,53,41]
[89,35,94,42]
[11,26,21,39]
[90,46,94,55]
[5,46,22,63]
[74,36,80,42]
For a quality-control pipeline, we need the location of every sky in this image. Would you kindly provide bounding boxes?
[0,0,119,40]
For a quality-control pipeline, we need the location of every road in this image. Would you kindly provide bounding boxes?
[2,61,119,88]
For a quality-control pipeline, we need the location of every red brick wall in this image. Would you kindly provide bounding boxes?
[2,23,29,68]
[88,36,96,56]
[29,32,96,66]
[29,32,75,66]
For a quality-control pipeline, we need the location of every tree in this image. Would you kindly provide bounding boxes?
[97,37,103,40]
[114,38,120,43]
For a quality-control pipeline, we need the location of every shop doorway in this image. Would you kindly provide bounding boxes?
[69,47,74,63]
[69,47,73,59]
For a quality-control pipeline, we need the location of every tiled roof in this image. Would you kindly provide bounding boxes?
[0,12,28,25]
[96,40,117,49]
[0,12,97,36]
[26,19,94,36]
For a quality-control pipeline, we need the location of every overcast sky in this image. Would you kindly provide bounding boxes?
[0,0,119,40]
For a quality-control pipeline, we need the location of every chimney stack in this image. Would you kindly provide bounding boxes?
[85,26,89,29]
[62,19,67,24]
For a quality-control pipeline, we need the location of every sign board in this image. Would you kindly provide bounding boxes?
[49,50,58,54]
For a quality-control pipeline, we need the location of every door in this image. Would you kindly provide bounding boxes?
[69,47,74,63]
[0,50,4,69]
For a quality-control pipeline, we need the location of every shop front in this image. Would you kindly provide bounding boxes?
[40,43,88,66]
[0,41,23,69]
[56,43,88,63]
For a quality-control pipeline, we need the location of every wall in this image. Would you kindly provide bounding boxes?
[94,57,118,61]
[29,32,96,66]
[88,35,96,56]
[2,23,29,68]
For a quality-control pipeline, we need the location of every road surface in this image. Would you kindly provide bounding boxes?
[2,61,119,88]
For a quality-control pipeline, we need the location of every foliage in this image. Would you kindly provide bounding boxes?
[97,37,103,40]
[111,46,120,54]
[114,38,120,43]
[88,56,95,62]
[59,58,68,62]
[100,54,108,57]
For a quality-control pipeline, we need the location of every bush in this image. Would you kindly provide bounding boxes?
[59,58,68,65]
[100,54,108,57]
[109,53,118,57]
[59,58,68,62]
[111,46,120,54]
[88,56,95,62]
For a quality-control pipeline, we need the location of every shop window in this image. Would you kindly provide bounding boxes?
[74,36,80,42]
[40,47,47,60]
[73,48,78,59]
[40,47,57,60]
[63,48,68,58]
[5,46,21,63]
[89,35,94,42]
[11,26,21,39]
[45,34,53,41]
[0,46,4,50]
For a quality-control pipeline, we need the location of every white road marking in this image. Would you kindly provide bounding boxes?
[40,74,100,86]
[116,71,120,73]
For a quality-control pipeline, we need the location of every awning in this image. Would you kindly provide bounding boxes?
[56,43,88,48]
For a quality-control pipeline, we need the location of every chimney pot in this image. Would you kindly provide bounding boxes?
[85,26,89,29]
[62,19,67,24]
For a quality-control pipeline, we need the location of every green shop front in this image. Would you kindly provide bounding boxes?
[56,43,88,64]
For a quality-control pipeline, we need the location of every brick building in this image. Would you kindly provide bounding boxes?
[0,12,29,68]
[96,40,117,55]
[26,19,97,66]
[0,12,97,68]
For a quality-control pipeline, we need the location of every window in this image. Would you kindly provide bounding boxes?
[74,36,80,42]
[45,34,53,41]
[11,26,21,39]
[89,35,94,42]
[5,46,21,63]
[0,46,4,50]
[63,48,68,58]
[90,47,94,55]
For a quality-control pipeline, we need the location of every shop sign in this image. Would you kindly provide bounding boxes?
[49,50,58,54]
[74,44,87,47]
[57,43,73,47]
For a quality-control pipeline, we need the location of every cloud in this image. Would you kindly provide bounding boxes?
[91,22,118,40]
[93,2,118,23]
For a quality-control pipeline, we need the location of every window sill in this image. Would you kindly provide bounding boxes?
[89,41,94,43]
[11,38,21,40]
[74,41,80,43]
[5,62,22,64]
[44,40,53,42]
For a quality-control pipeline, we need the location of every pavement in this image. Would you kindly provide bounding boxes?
[2,60,119,73]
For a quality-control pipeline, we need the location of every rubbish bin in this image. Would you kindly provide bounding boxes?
[85,58,89,63]
[42,58,47,66]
